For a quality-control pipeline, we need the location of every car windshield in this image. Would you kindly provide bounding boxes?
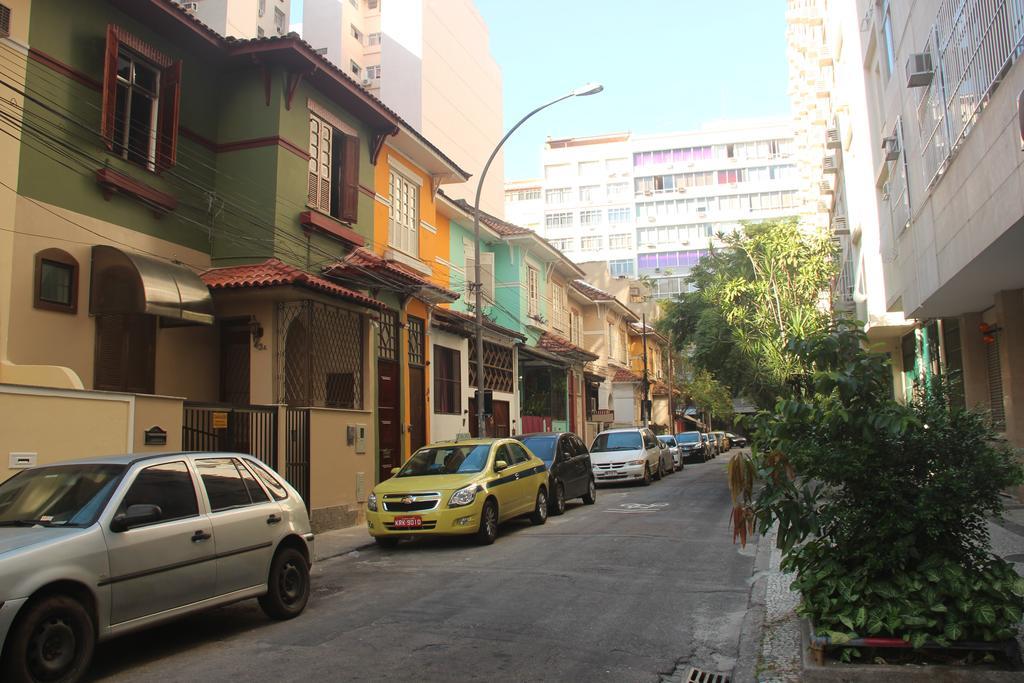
[397,444,491,476]
[519,436,557,464]
[591,432,641,452]
[657,436,675,446]
[0,464,126,527]
[676,433,700,443]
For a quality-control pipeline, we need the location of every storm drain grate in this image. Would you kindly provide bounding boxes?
[684,668,729,683]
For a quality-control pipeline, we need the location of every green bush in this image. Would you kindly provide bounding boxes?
[742,322,1024,653]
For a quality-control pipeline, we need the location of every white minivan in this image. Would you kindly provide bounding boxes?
[589,427,665,486]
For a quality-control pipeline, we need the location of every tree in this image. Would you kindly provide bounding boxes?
[659,218,836,407]
[681,367,734,427]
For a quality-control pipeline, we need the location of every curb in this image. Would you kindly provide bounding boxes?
[733,529,774,682]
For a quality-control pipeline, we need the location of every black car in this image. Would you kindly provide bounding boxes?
[674,431,708,463]
[517,432,597,515]
[726,432,748,448]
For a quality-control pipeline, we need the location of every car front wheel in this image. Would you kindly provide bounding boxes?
[582,477,597,505]
[259,547,310,620]
[1,593,95,683]
[476,499,498,545]
[530,488,548,525]
[641,464,652,486]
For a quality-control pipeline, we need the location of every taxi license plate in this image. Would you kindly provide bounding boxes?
[393,516,422,528]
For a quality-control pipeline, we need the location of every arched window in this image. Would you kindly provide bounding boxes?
[34,248,79,314]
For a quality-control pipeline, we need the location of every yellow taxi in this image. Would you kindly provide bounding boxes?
[366,438,549,546]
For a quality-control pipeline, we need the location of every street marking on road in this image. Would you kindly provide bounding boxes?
[604,502,670,514]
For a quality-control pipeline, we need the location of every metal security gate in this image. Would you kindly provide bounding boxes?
[182,403,278,469]
[285,408,310,512]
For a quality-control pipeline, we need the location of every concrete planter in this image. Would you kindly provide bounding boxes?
[799,619,1023,682]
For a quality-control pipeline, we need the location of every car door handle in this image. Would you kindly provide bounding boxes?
[191,530,212,542]
[267,514,282,525]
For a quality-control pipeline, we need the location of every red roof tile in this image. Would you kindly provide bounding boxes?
[612,367,642,383]
[570,279,617,301]
[323,248,458,303]
[651,381,671,397]
[201,258,385,309]
[537,332,598,361]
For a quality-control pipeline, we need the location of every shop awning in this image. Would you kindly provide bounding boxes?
[518,343,568,368]
[90,245,214,324]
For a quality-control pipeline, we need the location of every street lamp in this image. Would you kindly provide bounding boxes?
[471,82,604,437]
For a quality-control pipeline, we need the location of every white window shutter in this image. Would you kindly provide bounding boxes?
[481,252,495,302]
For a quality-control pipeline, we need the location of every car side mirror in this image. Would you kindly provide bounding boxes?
[390,467,401,477]
[110,503,162,532]
[494,460,509,472]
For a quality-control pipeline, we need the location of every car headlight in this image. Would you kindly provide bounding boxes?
[630,458,648,465]
[367,492,378,512]
[448,484,479,508]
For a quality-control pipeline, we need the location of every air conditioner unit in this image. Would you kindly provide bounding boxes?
[183,1,199,10]
[643,190,653,196]
[905,52,934,88]
[362,78,372,86]
[822,155,838,173]
[647,216,657,222]
[676,187,686,193]
[825,126,841,149]
[832,216,849,235]
[881,135,900,161]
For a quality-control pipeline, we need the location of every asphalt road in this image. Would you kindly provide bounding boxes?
[88,454,757,683]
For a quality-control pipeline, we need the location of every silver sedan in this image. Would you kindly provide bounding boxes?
[0,452,314,683]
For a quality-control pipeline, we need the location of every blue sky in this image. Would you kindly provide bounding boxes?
[293,0,791,180]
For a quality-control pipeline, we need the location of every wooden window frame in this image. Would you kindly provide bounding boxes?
[433,344,461,415]
[307,111,360,224]
[100,25,181,173]
[387,166,420,257]
[33,248,79,314]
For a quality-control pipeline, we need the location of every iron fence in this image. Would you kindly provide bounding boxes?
[182,402,278,469]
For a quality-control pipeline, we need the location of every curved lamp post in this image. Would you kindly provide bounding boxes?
[472,83,604,437]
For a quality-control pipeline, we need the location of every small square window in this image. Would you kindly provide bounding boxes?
[33,249,78,313]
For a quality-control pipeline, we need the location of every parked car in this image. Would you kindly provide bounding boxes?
[517,432,597,515]
[366,438,548,547]
[726,432,748,448]
[654,438,675,475]
[657,435,684,471]
[675,431,708,462]
[590,427,665,485]
[717,431,732,451]
[0,452,314,683]
[702,432,718,457]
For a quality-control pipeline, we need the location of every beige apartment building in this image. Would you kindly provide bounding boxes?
[788,0,1024,470]
[176,0,291,38]
[301,0,505,215]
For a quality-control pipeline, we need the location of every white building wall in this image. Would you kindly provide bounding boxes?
[612,383,636,427]
[185,0,290,39]
[429,329,468,441]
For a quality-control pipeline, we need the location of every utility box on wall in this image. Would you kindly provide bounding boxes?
[355,424,366,454]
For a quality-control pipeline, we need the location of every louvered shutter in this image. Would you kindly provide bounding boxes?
[94,314,125,391]
[339,134,359,223]
[480,252,495,302]
[308,116,320,206]
[100,25,121,149]
[318,123,332,212]
[156,60,182,171]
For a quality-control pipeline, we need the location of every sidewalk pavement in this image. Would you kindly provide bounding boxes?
[312,522,374,562]
[753,500,1024,683]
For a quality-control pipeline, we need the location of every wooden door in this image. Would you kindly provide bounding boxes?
[408,366,426,453]
[219,319,251,405]
[492,400,510,437]
[378,359,400,482]
[568,371,577,436]
[468,396,510,437]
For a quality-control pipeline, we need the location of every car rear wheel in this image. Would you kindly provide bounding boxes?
[259,547,310,620]
[530,488,548,525]
[550,482,566,515]
[475,499,498,545]
[1,593,95,683]
[582,477,597,505]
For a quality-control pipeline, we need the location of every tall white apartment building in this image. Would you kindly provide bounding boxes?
[301,0,505,215]
[175,0,291,38]
[786,0,1024,481]
[505,121,802,299]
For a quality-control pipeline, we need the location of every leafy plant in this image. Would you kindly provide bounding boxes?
[659,218,837,408]
[732,322,1024,651]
